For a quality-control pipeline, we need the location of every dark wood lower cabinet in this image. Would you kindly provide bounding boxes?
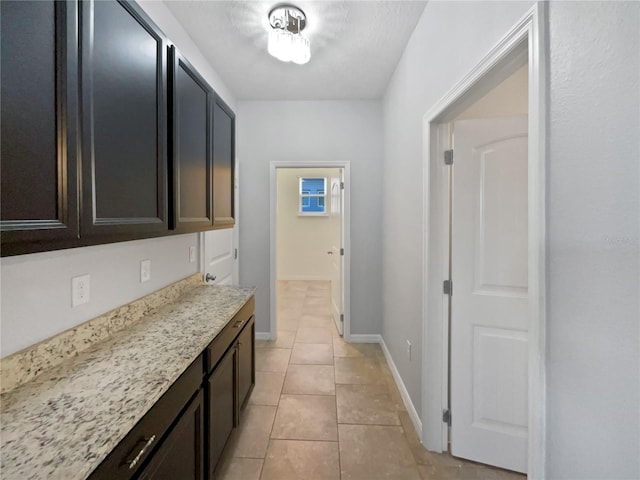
[138,390,204,480]
[89,297,254,480]
[207,345,237,475]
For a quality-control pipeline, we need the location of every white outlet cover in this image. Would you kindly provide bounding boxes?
[140,259,151,283]
[189,246,196,263]
[71,274,91,307]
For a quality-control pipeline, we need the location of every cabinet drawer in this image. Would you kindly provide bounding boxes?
[205,296,254,373]
[89,355,203,480]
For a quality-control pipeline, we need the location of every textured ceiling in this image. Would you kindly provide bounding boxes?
[163,1,427,100]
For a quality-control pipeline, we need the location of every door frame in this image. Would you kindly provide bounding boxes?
[420,3,547,478]
[269,161,351,341]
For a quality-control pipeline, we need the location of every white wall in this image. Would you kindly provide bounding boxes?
[277,168,341,281]
[237,101,383,336]
[382,1,639,478]
[381,0,534,424]
[1,1,236,358]
[546,2,639,478]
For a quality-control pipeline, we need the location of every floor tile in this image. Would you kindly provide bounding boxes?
[336,384,400,425]
[228,405,276,458]
[299,313,334,329]
[271,394,338,441]
[261,440,340,480]
[256,331,295,349]
[255,348,291,373]
[333,338,383,358]
[334,356,386,385]
[289,343,333,365]
[339,424,421,479]
[283,364,335,395]
[277,316,299,332]
[295,327,333,344]
[215,457,263,480]
[249,371,285,406]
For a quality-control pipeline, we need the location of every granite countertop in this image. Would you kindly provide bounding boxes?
[0,284,255,480]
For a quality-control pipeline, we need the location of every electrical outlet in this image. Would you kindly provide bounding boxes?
[189,246,196,263]
[406,340,412,361]
[140,259,151,283]
[71,274,91,307]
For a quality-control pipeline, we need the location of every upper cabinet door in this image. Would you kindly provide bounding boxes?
[0,0,79,256]
[80,0,168,239]
[169,46,214,233]
[212,96,236,229]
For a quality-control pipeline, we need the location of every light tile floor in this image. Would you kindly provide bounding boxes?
[216,280,526,480]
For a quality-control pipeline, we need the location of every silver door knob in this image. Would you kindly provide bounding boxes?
[206,273,217,282]
[327,251,333,255]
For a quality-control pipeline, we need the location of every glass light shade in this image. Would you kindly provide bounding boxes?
[291,34,310,65]
[268,29,311,64]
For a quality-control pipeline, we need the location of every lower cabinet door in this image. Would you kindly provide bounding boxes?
[208,345,237,476]
[237,316,255,410]
[138,390,204,480]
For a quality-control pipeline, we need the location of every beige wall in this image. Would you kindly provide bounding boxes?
[277,168,341,281]
[457,65,528,120]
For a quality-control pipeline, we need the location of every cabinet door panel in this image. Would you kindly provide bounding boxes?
[208,346,236,475]
[169,47,213,232]
[0,0,79,254]
[81,0,167,237]
[237,316,255,410]
[138,390,204,480]
[212,96,235,228]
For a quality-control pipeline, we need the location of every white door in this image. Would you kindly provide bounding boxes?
[450,116,528,473]
[204,162,239,285]
[329,172,344,335]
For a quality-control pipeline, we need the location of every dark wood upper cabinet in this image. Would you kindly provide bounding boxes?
[169,47,214,233]
[212,95,236,229]
[80,0,168,239]
[0,0,79,256]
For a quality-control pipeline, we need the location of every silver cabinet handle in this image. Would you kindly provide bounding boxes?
[205,273,216,282]
[127,435,156,470]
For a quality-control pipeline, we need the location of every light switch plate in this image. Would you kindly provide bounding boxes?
[71,274,90,307]
[140,259,151,283]
[189,246,196,263]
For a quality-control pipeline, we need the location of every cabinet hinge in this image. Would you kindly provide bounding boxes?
[443,279,453,296]
[443,409,451,426]
[340,248,344,256]
[444,149,454,165]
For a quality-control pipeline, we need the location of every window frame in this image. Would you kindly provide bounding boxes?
[298,177,328,216]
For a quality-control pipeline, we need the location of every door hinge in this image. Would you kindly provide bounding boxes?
[443,409,451,426]
[340,181,345,190]
[234,248,238,260]
[444,149,454,165]
[340,314,344,323]
[340,248,344,256]
[443,279,453,296]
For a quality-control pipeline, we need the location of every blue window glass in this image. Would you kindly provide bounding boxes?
[300,178,327,214]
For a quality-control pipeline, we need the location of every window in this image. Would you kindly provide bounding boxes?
[299,177,327,215]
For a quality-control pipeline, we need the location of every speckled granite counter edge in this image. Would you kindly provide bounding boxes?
[0,273,203,394]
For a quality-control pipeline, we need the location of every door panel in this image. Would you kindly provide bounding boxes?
[329,174,344,335]
[204,228,235,285]
[450,116,528,473]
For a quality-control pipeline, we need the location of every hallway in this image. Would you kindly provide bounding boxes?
[215,280,525,479]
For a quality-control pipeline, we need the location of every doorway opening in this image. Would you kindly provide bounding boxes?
[269,162,351,341]
[421,4,547,479]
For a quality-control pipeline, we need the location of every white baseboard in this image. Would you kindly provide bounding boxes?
[255,332,273,341]
[348,334,382,343]
[379,337,423,440]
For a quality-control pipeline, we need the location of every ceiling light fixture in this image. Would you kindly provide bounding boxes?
[267,4,310,65]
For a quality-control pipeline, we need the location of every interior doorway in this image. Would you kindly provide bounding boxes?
[421,5,547,479]
[269,162,351,341]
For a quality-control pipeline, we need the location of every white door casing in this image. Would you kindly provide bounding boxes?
[329,173,344,335]
[450,116,528,472]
